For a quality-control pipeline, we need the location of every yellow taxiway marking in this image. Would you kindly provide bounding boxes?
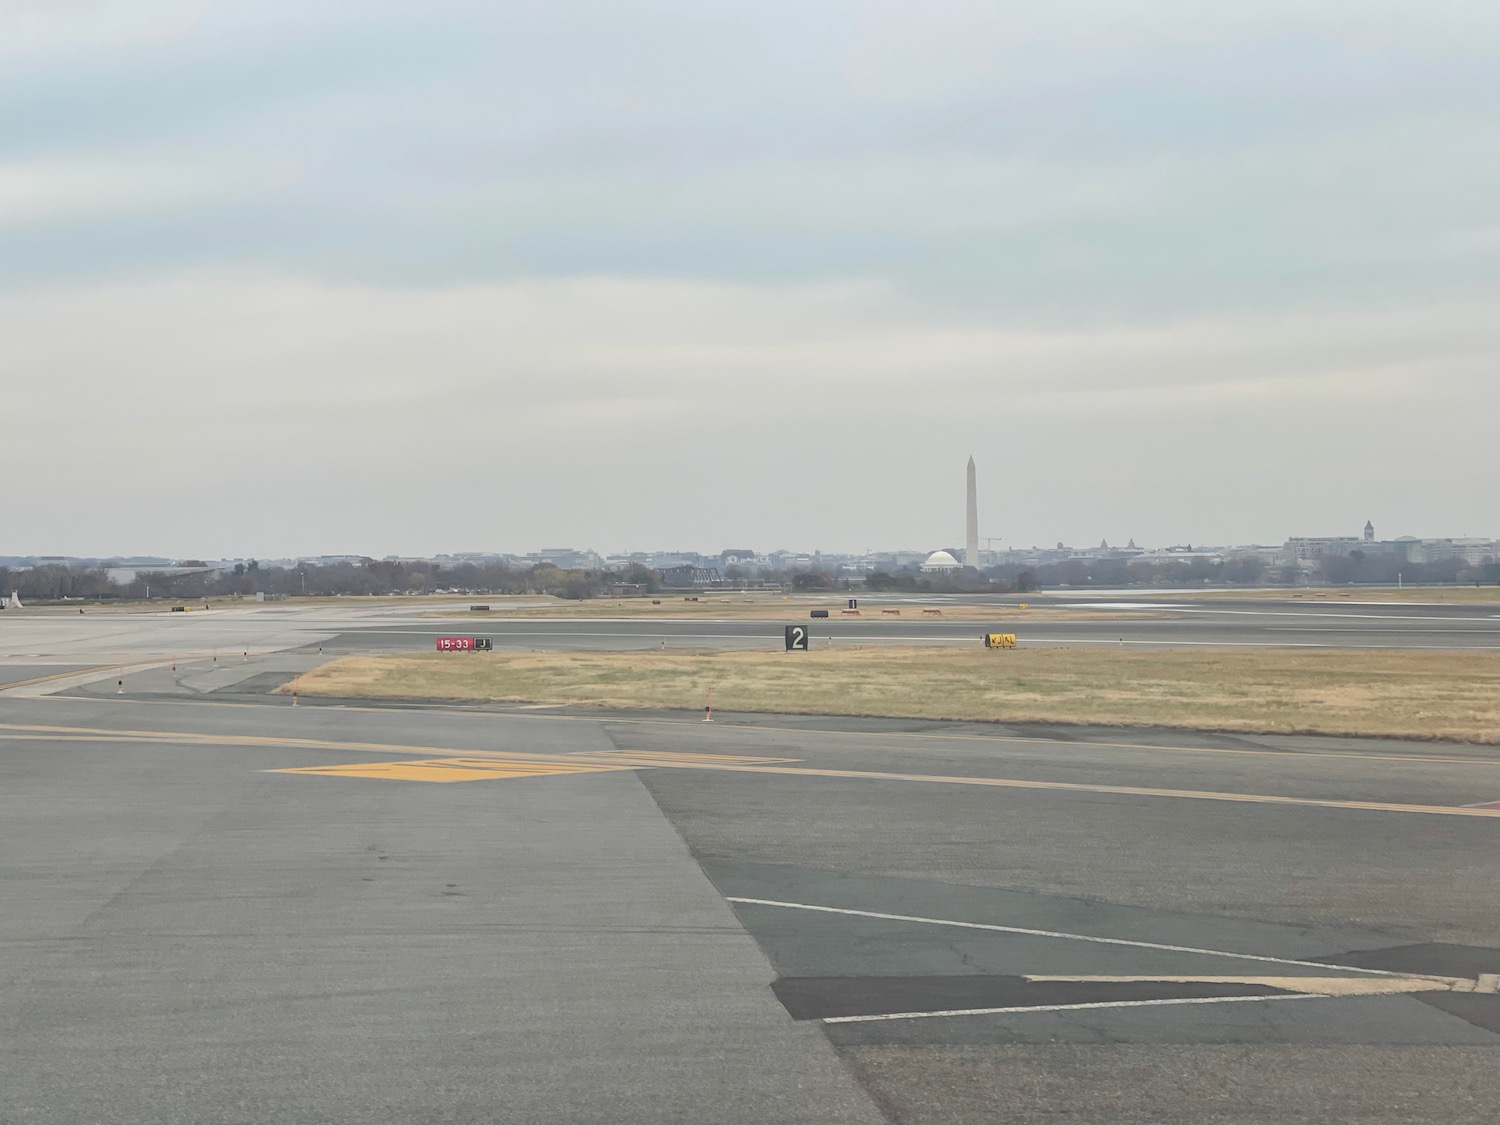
[0,724,799,770]
[687,761,1500,818]
[269,751,798,783]
[588,750,799,765]
[1023,975,1477,996]
[0,721,590,762]
[6,721,1500,815]
[260,751,1500,813]
[0,729,534,762]
[0,666,113,691]
[0,723,800,768]
[34,696,1500,768]
[271,757,635,783]
[581,720,1500,768]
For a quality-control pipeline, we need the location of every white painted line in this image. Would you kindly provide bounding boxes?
[1171,607,1500,624]
[1055,603,1185,610]
[1023,974,1464,996]
[821,992,1328,1024]
[1015,638,1500,651]
[344,629,802,640]
[725,897,1406,976]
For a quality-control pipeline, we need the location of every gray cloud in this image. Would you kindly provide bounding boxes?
[3,275,1494,555]
[1,2,1496,554]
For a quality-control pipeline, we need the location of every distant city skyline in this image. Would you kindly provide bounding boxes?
[4,520,1495,572]
[2,460,1491,563]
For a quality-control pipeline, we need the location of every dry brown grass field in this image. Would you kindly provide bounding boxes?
[286,646,1500,743]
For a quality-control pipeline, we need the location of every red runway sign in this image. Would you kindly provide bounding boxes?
[435,636,492,652]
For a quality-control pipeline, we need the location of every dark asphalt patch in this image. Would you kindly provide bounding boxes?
[1313,943,1500,1036]
[211,671,299,694]
[771,974,1293,1021]
[999,723,1085,743]
[1415,993,1500,1035]
[1315,942,1500,979]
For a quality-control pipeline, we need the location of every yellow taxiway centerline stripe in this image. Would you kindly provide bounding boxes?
[260,750,1500,817]
[675,761,1500,818]
[28,695,1500,767]
[270,758,639,782]
[0,733,164,743]
[7,711,1498,778]
[509,709,1500,765]
[0,666,112,691]
[588,750,800,764]
[421,758,637,775]
[0,726,798,774]
[603,718,1500,766]
[6,723,1500,817]
[0,722,573,760]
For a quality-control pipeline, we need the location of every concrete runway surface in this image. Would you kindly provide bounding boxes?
[2,601,1498,1123]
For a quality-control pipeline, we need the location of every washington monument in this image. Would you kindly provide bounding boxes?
[965,455,979,568]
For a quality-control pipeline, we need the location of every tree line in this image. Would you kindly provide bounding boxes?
[864,552,1499,592]
[0,559,665,603]
[3,551,1494,605]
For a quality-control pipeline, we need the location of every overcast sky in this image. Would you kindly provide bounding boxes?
[3,1,1497,558]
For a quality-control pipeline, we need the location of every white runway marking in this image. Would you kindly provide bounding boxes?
[1024,974,1470,996]
[725,897,1407,975]
[1173,607,1500,623]
[820,992,1329,1024]
[1018,637,1500,650]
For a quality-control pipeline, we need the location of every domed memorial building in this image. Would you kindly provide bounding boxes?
[920,550,962,573]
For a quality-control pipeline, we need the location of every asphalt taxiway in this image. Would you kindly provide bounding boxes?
[2,601,1498,1123]
[3,595,1500,673]
[3,689,1498,1124]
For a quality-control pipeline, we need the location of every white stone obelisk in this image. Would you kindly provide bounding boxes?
[965,456,979,568]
